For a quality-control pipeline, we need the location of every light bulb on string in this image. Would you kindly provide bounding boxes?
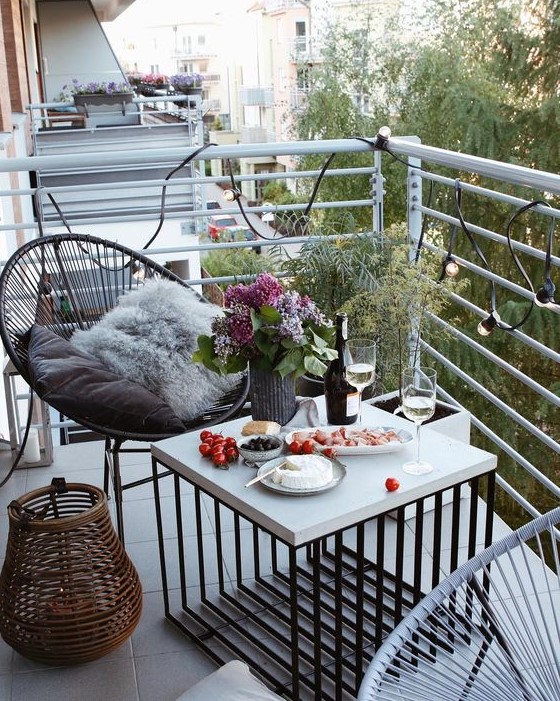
[375,126,391,150]
[535,279,556,308]
[223,188,241,203]
[444,256,460,278]
[477,311,500,337]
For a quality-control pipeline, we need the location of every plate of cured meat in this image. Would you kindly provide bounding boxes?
[284,425,413,456]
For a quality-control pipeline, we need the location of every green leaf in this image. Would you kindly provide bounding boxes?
[304,355,328,378]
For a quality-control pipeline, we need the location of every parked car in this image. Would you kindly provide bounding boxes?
[208,215,257,242]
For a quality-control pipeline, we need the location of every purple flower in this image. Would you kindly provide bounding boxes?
[198,273,334,377]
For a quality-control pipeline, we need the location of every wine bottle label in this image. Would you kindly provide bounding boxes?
[346,392,360,416]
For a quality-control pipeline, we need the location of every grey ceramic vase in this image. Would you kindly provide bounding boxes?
[249,361,297,426]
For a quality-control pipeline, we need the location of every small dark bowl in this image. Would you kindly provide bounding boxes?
[237,434,283,463]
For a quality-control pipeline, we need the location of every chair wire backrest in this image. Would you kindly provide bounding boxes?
[358,506,560,701]
[0,233,249,441]
[0,233,186,381]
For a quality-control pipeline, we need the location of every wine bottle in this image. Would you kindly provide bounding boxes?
[324,313,359,424]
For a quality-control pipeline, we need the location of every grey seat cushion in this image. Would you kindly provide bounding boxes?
[175,660,283,701]
[27,325,185,436]
[71,278,240,422]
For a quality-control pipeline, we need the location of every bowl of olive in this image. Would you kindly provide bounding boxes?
[237,434,284,463]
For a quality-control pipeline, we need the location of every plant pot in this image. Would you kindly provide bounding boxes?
[179,86,202,96]
[73,92,134,109]
[370,390,471,444]
[250,362,297,425]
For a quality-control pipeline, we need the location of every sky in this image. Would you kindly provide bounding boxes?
[108,0,244,30]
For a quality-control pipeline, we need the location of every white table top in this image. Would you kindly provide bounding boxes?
[151,401,496,547]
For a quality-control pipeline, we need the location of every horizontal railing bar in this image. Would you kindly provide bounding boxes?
[427,312,560,407]
[418,206,560,268]
[0,165,376,198]
[423,340,560,453]
[391,136,560,194]
[422,241,541,302]
[413,169,560,219]
[0,137,380,173]
[0,199,374,234]
[437,385,560,501]
[446,291,560,363]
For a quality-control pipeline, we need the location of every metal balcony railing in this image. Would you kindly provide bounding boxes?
[0,132,557,530]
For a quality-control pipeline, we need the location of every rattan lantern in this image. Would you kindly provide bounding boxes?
[0,480,142,665]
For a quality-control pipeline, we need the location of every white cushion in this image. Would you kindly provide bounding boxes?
[175,660,283,701]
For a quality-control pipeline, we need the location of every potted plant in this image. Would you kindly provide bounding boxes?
[62,79,134,108]
[170,73,203,94]
[281,226,384,395]
[139,73,170,96]
[193,272,337,424]
[338,225,471,442]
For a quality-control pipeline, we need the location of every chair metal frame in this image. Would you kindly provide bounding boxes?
[358,506,560,701]
[0,233,249,541]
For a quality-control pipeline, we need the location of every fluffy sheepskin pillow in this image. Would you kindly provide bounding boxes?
[71,278,240,422]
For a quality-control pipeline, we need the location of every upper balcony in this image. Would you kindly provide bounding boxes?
[239,86,275,107]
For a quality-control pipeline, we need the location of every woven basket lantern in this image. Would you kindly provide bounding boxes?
[0,480,142,665]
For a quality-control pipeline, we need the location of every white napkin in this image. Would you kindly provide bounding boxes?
[280,397,320,436]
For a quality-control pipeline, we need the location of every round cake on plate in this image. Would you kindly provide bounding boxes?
[272,454,333,489]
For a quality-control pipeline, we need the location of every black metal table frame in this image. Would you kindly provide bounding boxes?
[152,456,495,701]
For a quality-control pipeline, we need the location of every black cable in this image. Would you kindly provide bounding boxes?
[224,152,337,242]
[142,141,215,249]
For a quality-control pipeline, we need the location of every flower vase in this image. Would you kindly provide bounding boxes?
[250,362,297,426]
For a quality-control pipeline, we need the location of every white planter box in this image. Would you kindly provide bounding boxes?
[369,391,472,519]
[368,391,471,444]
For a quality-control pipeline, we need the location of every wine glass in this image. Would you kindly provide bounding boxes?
[401,366,437,475]
[346,338,377,424]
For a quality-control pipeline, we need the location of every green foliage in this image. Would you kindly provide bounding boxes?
[339,225,466,393]
[281,230,384,322]
[201,248,276,289]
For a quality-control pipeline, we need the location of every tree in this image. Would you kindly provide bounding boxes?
[292,0,559,523]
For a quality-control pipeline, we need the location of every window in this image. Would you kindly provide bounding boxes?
[198,35,205,46]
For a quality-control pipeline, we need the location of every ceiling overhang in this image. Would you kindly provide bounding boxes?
[90,0,137,22]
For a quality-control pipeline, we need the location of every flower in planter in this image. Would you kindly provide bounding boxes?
[141,73,169,86]
[169,73,203,91]
[193,273,337,379]
[61,78,133,98]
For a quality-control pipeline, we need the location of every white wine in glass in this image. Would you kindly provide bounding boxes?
[401,367,437,475]
[346,339,376,423]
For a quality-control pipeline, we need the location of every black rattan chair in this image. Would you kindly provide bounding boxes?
[0,233,249,541]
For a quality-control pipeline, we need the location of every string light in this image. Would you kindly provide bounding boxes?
[477,311,500,337]
[535,278,556,308]
[223,188,241,203]
[443,255,460,278]
[374,126,391,150]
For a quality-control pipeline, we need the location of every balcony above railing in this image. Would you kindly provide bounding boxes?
[240,126,276,144]
[27,95,203,222]
[239,86,275,107]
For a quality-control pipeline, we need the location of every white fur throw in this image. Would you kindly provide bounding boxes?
[71,278,240,422]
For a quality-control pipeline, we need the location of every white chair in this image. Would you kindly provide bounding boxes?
[358,506,560,701]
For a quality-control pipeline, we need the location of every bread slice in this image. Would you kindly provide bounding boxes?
[241,420,281,436]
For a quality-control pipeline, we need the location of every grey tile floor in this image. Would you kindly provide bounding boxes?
[0,440,221,701]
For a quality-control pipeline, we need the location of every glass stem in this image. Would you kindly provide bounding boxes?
[358,390,363,423]
[415,421,421,464]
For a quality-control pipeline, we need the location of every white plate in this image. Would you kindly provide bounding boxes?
[255,456,346,496]
[284,425,413,456]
